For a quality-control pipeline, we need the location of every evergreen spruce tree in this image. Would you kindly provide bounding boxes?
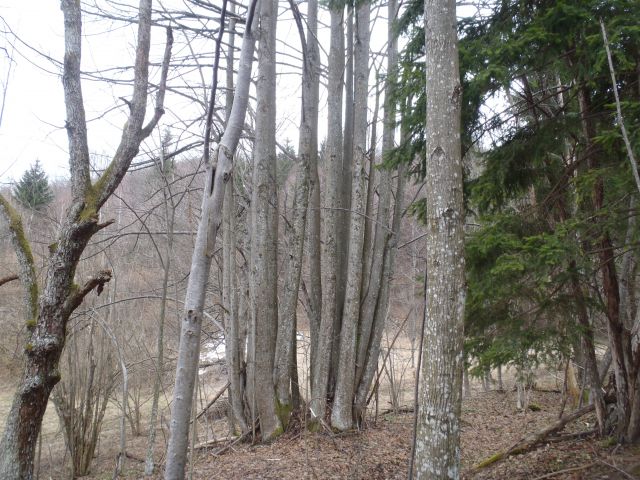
[13,160,53,211]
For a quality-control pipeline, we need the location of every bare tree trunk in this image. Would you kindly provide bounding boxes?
[275,0,319,417]
[164,2,257,476]
[412,0,465,477]
[310,5,344,423]
[0,1,170,477]
[248,0,281,440]
[331,5,353,393]
[221,6,250,436]
[355,0,398,395]
[331,0,370,431]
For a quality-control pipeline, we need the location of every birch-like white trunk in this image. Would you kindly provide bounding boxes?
[413,0,465,478]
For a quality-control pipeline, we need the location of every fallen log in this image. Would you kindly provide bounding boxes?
[474,403,595,470]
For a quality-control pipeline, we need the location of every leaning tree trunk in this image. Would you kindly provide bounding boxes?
[412,0,466,478]
[247,0,281,441]
[0,2,170,478]
[164,2,258,477]
[221,5,250,436]
[331,0,370,432]
[310,4,344,424]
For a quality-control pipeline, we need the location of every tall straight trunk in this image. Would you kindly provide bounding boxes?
[306,0,322,356]
[332,5,354,390]
[360,81,381,300]
[0,2,170,477]
[331,0,370,432]
[275,0,319,413]
[355,0,398,393]
[164,3,258,477]
[248,0,281,440]
[310,5,344,423]
[222,7,250,435]
[355,162,406,421]
[413,0,465,478]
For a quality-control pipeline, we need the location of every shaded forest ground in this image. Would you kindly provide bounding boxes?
[2,373,639,479]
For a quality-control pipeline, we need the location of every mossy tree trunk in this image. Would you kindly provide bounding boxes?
[0,1,171,478]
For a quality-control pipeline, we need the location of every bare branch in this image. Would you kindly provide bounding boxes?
[62,270,113,317]
[0,274,19,288]
[0,194,38,321]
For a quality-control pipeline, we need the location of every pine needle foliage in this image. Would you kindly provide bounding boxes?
[13,160,54,211]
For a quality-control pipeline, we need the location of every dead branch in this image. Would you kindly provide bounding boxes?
[473,403,595,470]
[531,463,596,480]
[0,274,19,287]
[62,270,113,316]
[194,381,230,421]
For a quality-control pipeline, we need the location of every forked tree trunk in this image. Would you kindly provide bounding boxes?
[248,0,281,441]
[164,2,258,477]
[0,1,170,477]
[331,0,370,431]
[412,0,466,477]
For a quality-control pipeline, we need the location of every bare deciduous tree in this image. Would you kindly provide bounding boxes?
[0,1,171,477]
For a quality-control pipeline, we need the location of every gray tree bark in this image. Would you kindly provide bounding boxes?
[331,0,370,431]
[221,7,250,436]
[310,5,344,423]
[413,0,466,478]
[275,0,319,415]
[248,0,282,441]
[0,1,171,478]
[355,0,399,397]
[164,1,258,477]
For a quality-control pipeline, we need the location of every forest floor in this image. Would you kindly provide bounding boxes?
[2,369,639,479]
[154,389,640,480]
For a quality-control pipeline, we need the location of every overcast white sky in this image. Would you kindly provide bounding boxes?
[0,1,475,186]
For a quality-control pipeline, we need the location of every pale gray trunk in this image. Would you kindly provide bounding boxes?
[360,81,381,300]
[355,0,398,395]
[331,0,370,432]
[310,6,344,422]
[221,8,250,436]
[413,0,465,478]
[164,4,257,476]
[275,0,319,413]
[354,164,406,420]
[332,6,353,388]
[248,0,281,440]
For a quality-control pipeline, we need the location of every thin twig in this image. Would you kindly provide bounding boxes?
[600,18,640,196]
[531,462,595,480]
